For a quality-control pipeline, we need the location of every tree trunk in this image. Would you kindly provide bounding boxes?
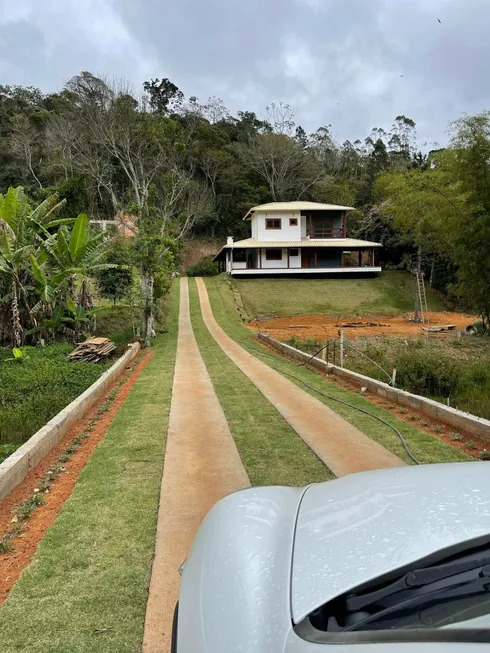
[140,268,154,348]
[11,281,22,348]
[414,245,422,322]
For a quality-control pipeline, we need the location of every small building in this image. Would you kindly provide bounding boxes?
[214,201,382,276]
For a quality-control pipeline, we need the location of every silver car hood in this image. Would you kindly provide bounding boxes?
[292,462,490,623]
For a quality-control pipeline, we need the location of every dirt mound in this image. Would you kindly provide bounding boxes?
[249,311,476,342]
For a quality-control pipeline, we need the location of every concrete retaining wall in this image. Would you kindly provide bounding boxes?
[0,342,141,502]
[258,333,490,439]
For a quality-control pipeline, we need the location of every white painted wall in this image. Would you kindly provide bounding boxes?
[231,260,247,269]
[260,248,288,268]
[254,211,302,242]
[289,250,301,268]
[301,216,307,238]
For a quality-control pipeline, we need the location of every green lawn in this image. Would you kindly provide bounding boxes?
[234,270,447,317]
[203,276,469,466]
[0,284,180,653]
[188,279,333,486]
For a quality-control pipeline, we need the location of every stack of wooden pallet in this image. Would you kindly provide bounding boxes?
[67,337,116,362]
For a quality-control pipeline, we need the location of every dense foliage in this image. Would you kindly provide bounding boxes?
[186,259,219,277]
[0,344,109,446]
[0,187,110,346]
[1,74,490,328]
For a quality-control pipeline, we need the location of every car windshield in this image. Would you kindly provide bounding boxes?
[305,540,490,636]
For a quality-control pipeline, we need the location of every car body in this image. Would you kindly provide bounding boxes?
[174,462,490,652]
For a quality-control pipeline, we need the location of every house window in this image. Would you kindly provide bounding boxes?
[289,248,299,257]
[266,218,281,230]
[232,248,246,262]
[265,249,282,260]
[289,218,298,227]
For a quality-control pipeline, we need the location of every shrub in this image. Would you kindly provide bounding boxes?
[186,259,219,277]
[96,267,133,306]
[0,443,19,464]
[395,351,460,398]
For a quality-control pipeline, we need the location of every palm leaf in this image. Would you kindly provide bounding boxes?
[29,254,48,287]
[43,218,76,228]
[69,214,89,259]
[0,187,22,229]
[29,193,65,224]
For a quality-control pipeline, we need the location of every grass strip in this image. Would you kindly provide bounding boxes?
[204,276,470,466]
[0,283,179,653]
[188,279,333,486]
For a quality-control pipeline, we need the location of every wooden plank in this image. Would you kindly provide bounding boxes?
[422,324,456,333]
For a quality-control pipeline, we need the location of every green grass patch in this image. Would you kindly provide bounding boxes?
[188,279,333,486]
[234,270,447,317]
[289,335,490,421]
[0,345,110,447]
[0,283,180,653]
[203,276,469,466]
[92,304,137,346]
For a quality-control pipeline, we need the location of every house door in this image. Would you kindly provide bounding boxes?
[301,249,310,268]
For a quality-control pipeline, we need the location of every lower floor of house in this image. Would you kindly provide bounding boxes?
[217,246,381,276]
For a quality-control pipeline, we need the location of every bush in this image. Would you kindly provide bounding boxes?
[96,267,133,305]
[186,259,219,277]
[0,443,19,463]
[395,350,461,398]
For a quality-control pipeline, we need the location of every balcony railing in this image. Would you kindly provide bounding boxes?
[308,226,346,239]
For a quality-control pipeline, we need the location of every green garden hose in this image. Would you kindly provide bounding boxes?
[247,344,421,466]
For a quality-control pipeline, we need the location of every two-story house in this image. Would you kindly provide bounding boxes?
[214,201,382,276]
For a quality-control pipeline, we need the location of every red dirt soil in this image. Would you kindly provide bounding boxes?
[250,311,476,342]
[0,349,154,605]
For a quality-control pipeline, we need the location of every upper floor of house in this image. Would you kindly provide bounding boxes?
[243,201,355,242]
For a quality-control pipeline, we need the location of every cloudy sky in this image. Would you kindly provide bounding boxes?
[1,0,490,147]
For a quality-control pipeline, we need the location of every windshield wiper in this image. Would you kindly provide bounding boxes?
[344,565,490,632]
[347,548,490,613]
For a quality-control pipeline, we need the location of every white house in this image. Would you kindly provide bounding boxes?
[214,201,382,276]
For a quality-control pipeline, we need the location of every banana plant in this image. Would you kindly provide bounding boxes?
[29,212,114,339]
[0,187,69,346]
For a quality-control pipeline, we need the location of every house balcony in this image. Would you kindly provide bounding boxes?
[307,226,346,239]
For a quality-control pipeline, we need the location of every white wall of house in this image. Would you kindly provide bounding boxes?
[260,248,288,268]
[289,249,301,268]
[254,211,301,242]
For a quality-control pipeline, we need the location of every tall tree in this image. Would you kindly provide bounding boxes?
[237,133,322,201]
[51,73,212,345]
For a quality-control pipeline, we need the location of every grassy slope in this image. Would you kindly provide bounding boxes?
[0,284,179,653]
[0,345,109,447]
[188,279,333,486]
[204,276,469,465]
[234,270,447,317]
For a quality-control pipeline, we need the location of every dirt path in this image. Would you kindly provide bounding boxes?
[143,278,250,653]
[195,278,405,477]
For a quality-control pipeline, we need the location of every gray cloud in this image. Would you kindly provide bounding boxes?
[1,0,490,147]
